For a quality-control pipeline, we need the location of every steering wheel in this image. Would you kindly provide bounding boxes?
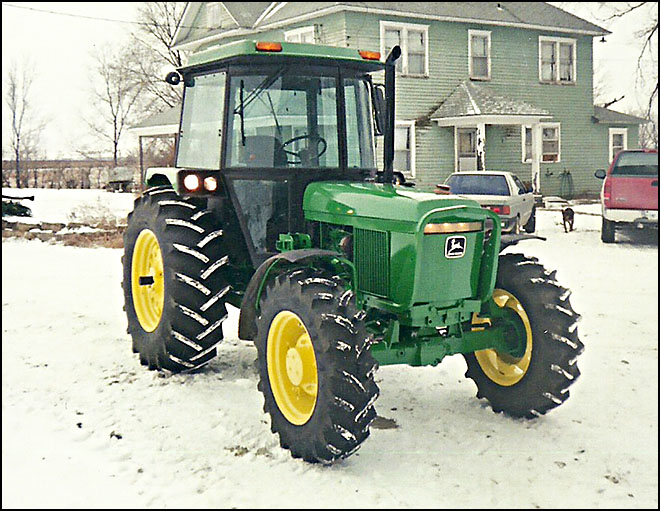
[281,134,327,165]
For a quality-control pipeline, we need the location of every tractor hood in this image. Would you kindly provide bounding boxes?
[303,182,483,233]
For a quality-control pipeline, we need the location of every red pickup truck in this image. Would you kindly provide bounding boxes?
[595,149,658,243]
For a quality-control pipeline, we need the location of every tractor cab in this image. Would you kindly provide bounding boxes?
[157,40,387,266]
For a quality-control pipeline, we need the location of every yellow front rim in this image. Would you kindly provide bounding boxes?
[131,229,165,333]
[267,311,318,426]
[474,289,533,386]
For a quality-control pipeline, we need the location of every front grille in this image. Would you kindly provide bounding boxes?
[354,228,390,297]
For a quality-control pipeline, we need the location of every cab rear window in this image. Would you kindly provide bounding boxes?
[612,152,658,177]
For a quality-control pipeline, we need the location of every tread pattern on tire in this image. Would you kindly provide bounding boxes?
[464,253,584,418]
[122,186,231,372]
[255,267,379,464]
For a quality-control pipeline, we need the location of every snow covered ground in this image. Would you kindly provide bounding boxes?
[2,187,135,226]
[2,189,658,508]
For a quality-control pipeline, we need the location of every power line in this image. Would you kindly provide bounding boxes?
[1,2,212,31]
[2,2,655,64]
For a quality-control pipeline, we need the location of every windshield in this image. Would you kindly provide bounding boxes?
[226,68,375,170]
[612,151,658,177]
[445,174,511,196]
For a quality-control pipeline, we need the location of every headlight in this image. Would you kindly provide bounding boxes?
[203,176,218,192]
[424,221,482,234]
[183,174,201,192]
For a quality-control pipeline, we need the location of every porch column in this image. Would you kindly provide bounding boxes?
[476,123,486,170]
[531,124,542,194]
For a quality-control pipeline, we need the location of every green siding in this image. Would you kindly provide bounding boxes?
[188,6,642,198]
[341,11,640,196]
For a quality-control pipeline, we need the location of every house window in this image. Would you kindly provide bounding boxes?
[394,121,416,177]
[542,123,561,162]
[609,128,628,163]
[522,126,533,163]
[284,26,315,43]
[539,36,576,83]
[469,30,491,80]
[380,21,429,76]
[522,124,561,163]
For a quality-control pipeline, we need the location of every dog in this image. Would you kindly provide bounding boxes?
[562,207,575,232]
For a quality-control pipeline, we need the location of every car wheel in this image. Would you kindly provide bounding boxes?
[601,218,616,243]
[523,207,536,233]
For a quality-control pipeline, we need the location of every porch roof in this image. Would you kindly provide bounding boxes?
[430,81,550,126]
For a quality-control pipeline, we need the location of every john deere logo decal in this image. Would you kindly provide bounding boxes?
[445,236,466,259]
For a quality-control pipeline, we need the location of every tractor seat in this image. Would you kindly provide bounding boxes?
[239,135,287,167]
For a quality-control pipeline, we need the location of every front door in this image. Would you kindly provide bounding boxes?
[457,128,478,171]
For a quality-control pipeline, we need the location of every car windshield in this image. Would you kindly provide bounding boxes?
[445,174,510,196]
[612,152,658,177]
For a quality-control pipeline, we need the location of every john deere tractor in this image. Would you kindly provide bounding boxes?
[122,40,583,464]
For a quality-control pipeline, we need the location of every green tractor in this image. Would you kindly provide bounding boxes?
[122,40,583,464]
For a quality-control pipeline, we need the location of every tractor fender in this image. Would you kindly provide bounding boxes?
[499,233,546,252]
[238,249,345,341]
[144,167,178,189]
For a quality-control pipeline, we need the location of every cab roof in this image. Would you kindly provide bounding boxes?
[181,39,386,74]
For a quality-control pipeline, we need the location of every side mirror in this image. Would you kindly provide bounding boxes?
[372,84,386,136]
[594,169,606,179]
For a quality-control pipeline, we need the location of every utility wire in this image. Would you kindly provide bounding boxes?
[2,2,655,63]
[1,2,215,30]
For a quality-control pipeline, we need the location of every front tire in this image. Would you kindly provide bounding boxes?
[255,268,379,464]
[122,186,232,372]
[464,253,584,418]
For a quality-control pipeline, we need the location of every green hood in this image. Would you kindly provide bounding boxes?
[303,182,483,233]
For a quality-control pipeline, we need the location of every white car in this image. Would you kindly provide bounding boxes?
[444,171,536,233]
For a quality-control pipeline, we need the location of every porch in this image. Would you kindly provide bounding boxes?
[430,81,551,193]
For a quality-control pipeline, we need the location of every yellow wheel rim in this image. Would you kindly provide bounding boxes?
[475,289,533,386]
[267,311,318,426]
[131,229,165,333]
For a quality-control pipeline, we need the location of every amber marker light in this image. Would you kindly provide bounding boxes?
[183,173,201,192]
[424,222,483,234]
[203,176,218,192]
[359,50,381,61]
[256,42,283,52]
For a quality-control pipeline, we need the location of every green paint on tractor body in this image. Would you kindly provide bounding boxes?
[303,181,502,327]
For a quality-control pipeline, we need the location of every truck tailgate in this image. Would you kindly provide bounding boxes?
[609,176,658,210]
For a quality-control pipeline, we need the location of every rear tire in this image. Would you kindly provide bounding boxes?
[523,206,536,233]
[464,253,584,418]
[255,267,379,464]
[122,186,232,372]
[601,217,616,243]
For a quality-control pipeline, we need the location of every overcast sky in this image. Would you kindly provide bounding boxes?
[1,2,657,160]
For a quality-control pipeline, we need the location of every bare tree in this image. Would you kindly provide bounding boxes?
[89,45,146,167]
[4,60,40,188]
[128,2,186,116]
[599,2,658,118]
[639,112,658,149]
